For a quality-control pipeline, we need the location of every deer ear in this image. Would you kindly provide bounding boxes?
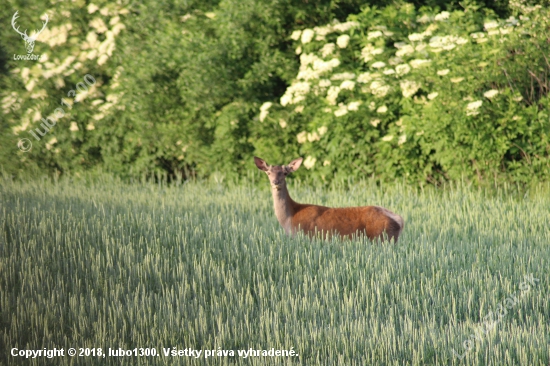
[254,156,269,171]
[286,157,303,173]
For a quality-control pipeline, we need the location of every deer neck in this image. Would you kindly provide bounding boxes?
[271,184,296,234]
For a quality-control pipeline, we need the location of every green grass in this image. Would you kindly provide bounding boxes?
[1,175,549,365]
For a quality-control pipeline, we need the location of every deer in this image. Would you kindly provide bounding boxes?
[254,156,404,242]
[12,11,48,54]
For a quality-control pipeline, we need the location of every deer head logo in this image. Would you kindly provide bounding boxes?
[11,11,48,54]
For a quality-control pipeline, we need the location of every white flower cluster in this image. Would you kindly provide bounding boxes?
[337,35,350,48]
[41,55,78,80]
[24,2,128,102]
[259,102,272,122]
[2,92,19,115]
[429,35,468,51]
[484,89,499,99]
[395,64,411,75]
[331,72,355,80]
[303,156,316,169]
[280,81,311,106]
[276,5,537,139]
[434,11,450,21]
[371,61,386,69]
[340,80,355,90]
[326,86,340,105]
[38,23,73,48]
[320,43,335,57]
[395,44,414,57]
[296,53,341,81]
[291,21,360,44]
[296,126,328,143]
[369,81,390,98]
[409,59,431,68]
[357,72,377,83]
[400,80,421,98]
[466,100,483,116]
[361,44,384,62]
[332,101,362,117]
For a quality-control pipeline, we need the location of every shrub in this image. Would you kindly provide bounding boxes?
[2,0,548,185]
[254,1,550,185]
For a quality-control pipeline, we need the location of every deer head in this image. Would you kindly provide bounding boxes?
[254,157,303,191]
[12,11,48,54]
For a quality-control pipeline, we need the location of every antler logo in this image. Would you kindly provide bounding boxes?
[11,11,48,54]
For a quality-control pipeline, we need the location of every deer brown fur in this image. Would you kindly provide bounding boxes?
[254,156,404,242]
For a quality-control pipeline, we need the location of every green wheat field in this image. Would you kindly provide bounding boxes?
[1,175,549,365]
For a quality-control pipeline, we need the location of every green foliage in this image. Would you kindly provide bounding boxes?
[1,0,549,185]
[0,0,373,180]
[1,176,549,365]
[258,1,550,185]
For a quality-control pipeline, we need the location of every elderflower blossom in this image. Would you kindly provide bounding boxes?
[367,30,383,39]
[484,90,499,99]
[437,69,450,76]
[361,44,375,62]
[332,21,360,32]
[280,81,310,106]
[398,134,407,145]
[408,33,425,42]
[371,61,386,69]
[301,29,315,44]
[434,11,450,21]
[427,92,439,100]
[400,80,420,98]
[466,100,483,115]
[297,131,307,144]
[410,59,431,68]
[321,43,335,57]
[370,81,390,98]
[331,72,355,80]
[396,45,414,57]
[307,132,320,142]
[326,86,341,105]
[340,80,355,90]
[417,14,432,23]
[396,64,411,75]
[88,3,99,13]
[259,102,272,121]
[484,21,499,30]
[303,156,316,169]
[290,30,302,40]
[334,103,348,117]
[336,34,350,48]
[357,72,373,83]
[347,101,361,111]
[313,25,332,41]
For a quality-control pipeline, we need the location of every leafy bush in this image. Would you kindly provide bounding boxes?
[254,1,550,185]
[0,0,372,180]
[1,0,549,185]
